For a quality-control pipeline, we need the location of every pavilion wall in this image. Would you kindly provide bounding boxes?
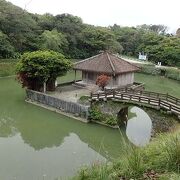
[113,72,134,87]
[82,71,134,88]
[82,71,98,84]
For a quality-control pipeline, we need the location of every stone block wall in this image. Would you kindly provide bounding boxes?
[26,89,89,119]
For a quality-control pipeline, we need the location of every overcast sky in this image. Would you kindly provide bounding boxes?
[8,0,180,33]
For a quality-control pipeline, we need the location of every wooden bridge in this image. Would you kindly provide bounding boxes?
[90,89,180,117]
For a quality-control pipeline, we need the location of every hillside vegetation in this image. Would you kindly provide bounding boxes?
[0,0,180,66]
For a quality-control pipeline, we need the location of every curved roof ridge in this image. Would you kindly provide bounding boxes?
[106,52,115,76]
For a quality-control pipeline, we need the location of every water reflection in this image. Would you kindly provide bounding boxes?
[0,77,152,179]
[0,133,106,180]
[0,115,17,137]
[117,106,152,146]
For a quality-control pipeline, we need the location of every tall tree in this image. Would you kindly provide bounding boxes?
[54,13,85,58]
[39,29,68,54]
[0,31,15,58]
[79,25,122,57]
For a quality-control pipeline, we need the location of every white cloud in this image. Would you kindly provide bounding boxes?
[7,0,180,32]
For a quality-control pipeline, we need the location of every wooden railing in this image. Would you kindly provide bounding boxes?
[90,90,180,117]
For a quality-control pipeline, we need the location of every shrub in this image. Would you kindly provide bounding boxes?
[165,68,180,81]
[89,105,117,126]
[96,74,110,90]
[138,64,180,81]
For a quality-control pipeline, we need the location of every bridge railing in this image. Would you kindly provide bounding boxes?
[90,89,180,116]
[119,89,180,106]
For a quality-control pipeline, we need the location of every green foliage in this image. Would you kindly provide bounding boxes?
[0,0,179,66]
[37,13,55,31]
[138,64,180,81]
[111,25,142,56]
[39,29,68,53]
[80,25,122,57]
[16,50,72,89]
[89,105,117,126]
[73,163,112,180]
[139,64,161,75]
[158,134,180,171]
[73,132,180,179]
[165,68,180,81]
[0,31,15,58]
[0,0,40,52]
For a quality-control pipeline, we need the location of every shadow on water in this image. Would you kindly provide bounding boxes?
[117,106,152,146]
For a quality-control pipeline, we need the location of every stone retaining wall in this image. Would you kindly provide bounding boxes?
[26,89,89,119]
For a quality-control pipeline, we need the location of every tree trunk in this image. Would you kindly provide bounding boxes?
[46,79,56,91]
[29,79,43,92]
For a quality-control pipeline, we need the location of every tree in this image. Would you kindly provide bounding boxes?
[96,74,110,90]
[16,50,72,91]
[39,29,68,54]
[0,0,40,52]
[37,13,55,31]
[54,13,85,58]
[137,24,168,34]
[0,31,15,58]
[111,25,142,56]
[79,25,122,57]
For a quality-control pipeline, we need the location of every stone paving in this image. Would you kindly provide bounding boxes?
[48,84,93,102]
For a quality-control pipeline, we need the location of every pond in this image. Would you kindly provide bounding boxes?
[127,106,152,146]
[0,77,152,180]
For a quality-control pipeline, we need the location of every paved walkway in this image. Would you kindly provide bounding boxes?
[48,85,91,102]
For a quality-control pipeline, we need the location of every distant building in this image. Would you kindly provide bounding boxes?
[73,51,139,88]
[138,52,147,61]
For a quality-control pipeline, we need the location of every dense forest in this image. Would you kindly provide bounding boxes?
[0,0,180,66]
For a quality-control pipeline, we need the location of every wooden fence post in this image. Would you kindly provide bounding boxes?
[113,90,115,98]
[130,95,132,100]
[158,99,161,106]
[105,89,107,99]
[121,94,123,99]
[169,104,171,111]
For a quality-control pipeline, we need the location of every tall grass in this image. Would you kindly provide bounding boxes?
[159,134,180,172]
[73,131,180,179]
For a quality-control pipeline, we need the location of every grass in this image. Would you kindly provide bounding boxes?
[73,131,180,180]
[57,70,81,84]
[135,73,180,97]
[0,62,17,77]
[0,59,18,77]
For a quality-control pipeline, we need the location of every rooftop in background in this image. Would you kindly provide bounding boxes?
[74,51,140,75]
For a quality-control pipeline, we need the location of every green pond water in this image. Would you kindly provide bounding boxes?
[0,77,152,180]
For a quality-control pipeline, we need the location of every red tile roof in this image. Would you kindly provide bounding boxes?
[74,52,139,75]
